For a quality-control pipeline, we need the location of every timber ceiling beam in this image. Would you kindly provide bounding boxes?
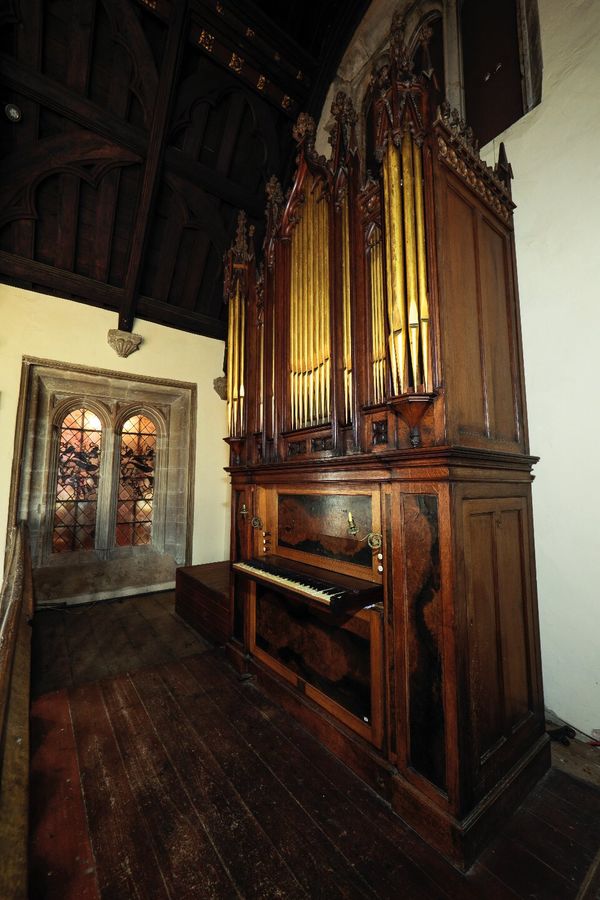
[0,0,370,341]
[119,1,187,332]
[0,54,147,157]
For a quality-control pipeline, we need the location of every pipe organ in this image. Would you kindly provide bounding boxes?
[221,17,548,870]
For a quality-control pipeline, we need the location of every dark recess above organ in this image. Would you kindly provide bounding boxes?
[0,0,370,340]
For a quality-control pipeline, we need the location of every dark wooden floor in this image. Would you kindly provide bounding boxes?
[30,593,600,900]
[31,590,210,698]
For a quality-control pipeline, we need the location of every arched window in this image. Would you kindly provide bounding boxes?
[116,414,157,547]
[52,407,102,553]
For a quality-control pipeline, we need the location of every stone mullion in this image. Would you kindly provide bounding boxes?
[95,424,119,560]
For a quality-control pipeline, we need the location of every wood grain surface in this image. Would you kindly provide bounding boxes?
[29,621,600,899]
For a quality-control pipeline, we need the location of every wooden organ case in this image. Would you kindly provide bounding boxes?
[222,20,549,870]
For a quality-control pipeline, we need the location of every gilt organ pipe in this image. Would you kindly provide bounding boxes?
[341,195,352,424]
[413,141,431,391]
[239,286,245,434]
[226,289,234,434]
[370,232,386,405]
[289,175,332,430]
[259,310,264,431]
[231,283,239,435]
[304,188,309,426]
[323,197,331,421]
[402,130,421,390]
[318,193,326,424]
[312,188,317,425]
[383,144,407,396]
[290,214,298,430]
[310,189,323,425]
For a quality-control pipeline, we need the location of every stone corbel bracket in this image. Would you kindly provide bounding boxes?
[107,328,143,358]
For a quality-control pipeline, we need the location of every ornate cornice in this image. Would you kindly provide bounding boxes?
[435,102,515,223]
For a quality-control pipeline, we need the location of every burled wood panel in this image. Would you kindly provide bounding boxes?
[401,493,446,791]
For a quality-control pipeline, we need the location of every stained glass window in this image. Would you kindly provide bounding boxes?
[52,408,102,553]
[116,415,156,546]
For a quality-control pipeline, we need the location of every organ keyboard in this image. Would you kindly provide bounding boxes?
[232,555,382,614]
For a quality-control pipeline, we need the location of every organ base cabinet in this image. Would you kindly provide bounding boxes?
[222,13,549,870]
[227,459,548,869]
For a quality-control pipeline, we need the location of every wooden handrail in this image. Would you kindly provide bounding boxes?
[0,522,33,900]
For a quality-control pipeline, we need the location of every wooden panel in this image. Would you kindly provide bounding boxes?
[267,485,382,582]
[250,583,383,745]
[464,507,504,768]
[496,507,531,731]
[175,562,232,645]
[441,184,486,440]
[277,492,373,568]
[478,217,519,444]
[401,492,446,791]
[462,493,540,802]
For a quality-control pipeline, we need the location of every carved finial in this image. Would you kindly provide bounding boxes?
[373,60,391,96]
[391,8,404,37]
[224,209,255,299]
[233,210,249,257]
[292,112,316,148]
[330,90,346,122]
[265,174,284,221]
[264,175,284,264]
[330,90,356,127]
[439,99,451,123]
[227,210,254,266]
[255,262,265,323]
[329,91,358,156]
[495,142,513,193]
[389,12,413,77]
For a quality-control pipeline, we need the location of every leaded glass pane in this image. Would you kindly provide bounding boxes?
[52,407,102,553]
[116,415,156,546]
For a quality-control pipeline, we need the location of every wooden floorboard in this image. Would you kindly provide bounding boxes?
[69,681,172,900]
[183,654,519,900]
[29,691,100,900]
[100,674,239,899]
[129,667,307,900]
[159,660,374,899]
[29,594,600,899]
[183,654,446,900]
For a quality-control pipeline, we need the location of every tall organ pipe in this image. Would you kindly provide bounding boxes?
[383,144,407,395]
[401,130,421,390]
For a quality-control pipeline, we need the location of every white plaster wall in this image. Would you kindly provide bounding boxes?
[481,0,600,735]
[0,283,230,581]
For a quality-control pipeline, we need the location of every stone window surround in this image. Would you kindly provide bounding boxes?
[9,358,196,602]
